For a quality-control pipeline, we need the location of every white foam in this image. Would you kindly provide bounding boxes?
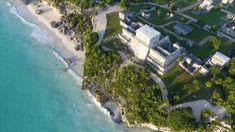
[85,91,112,118]
[52,50,83,86]
[7,1,112,120]
[52,50,67,66]
[6,1,11,6]
[68,69,83,86]
[7,1,54,44]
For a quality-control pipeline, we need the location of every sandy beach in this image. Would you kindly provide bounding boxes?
[12,0,84,82]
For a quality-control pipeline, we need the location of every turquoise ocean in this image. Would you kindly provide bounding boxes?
[0,1,152,132]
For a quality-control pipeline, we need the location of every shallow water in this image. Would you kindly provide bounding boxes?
[0,1,154,132]
[0,1,121,132]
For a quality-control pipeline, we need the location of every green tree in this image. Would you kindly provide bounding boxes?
[210,37,221,50]
[201,108,216,122]
[205,81,213,89]
[229,58,235,76]
[120,0,129,8]
[167,108,195,131]
[173,95,181,104]
[210,66,220,81]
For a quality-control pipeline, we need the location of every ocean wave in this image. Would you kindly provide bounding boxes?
[52,50,83,86]
[6,1,54,44]
[85,91,112,118]
[6,0,111,121]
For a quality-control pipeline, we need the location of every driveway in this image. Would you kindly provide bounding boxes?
[170,99,229,121]
[92,5,123,44]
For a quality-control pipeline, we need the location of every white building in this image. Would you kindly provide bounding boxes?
[200,0,214,10]
[208,52,230,67]
[118,14,182,75]
[136,25,161,47]
[200,52,230,75]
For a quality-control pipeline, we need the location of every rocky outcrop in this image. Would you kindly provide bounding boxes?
[45,0,81,14]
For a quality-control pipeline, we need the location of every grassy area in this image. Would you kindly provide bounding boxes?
[165,22,214,42]
[147,7,187,25]
[129,4,187,26]
[102,38,131,52]
[188,39,235,60]
[103,12,122,39]
[151,0,168,4]
[129,4,155,12]
[174,0,197,9]
[185,26,213,42]
[184,9,226,26]
[226,5,235,14]
[160,65,209,104]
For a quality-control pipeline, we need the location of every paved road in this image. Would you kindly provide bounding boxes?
[92,5,123,44]
[170,99,229,121]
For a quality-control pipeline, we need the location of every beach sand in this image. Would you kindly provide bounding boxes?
[13,0,84,82]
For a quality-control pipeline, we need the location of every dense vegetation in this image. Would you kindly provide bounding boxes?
[112,66,166,125]
[83,28,166,126]
[48,0,116,8]
[62,13,89,33]
[46,0,235,130]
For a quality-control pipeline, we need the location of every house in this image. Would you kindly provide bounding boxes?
[220,21,235,38]
[118,15,183,75]
[174,23,193,36]
[141,12,151,19]
[179,54,202,75]
[119,11,136,21]
[199,0,214,11]
[208,52,231,67]
[200,52,230,75]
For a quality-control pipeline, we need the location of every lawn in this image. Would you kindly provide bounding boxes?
[160,65,210,104]
[165,22,214,42]
[184,9,226,26]
[226,5,235,14]
[102,38,130,52]
[147,7,187,25]
[188,39,235,60]
[129,4,155,12]
[103,12,122,39]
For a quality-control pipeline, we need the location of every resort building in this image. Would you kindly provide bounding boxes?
[179,54,202,75]
[200,52,231,75]
[118,12,183,75]
[199,0,214,11]
[174,23,193,36]
[207,52,231,67]
[220,21,235,38]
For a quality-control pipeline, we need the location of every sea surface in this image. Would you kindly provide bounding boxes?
[0,1,152,132]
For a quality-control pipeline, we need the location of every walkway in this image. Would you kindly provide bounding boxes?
[170,99,229,121]
[151,73,168,99]
[92,5,123,44]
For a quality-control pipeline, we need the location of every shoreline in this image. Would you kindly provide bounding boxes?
[8,0,117,122]
[8,1,168,131]
[11,0,84,82]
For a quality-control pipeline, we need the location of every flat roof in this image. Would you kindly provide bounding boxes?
[136,25,161,41]
[213,52,230,62]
